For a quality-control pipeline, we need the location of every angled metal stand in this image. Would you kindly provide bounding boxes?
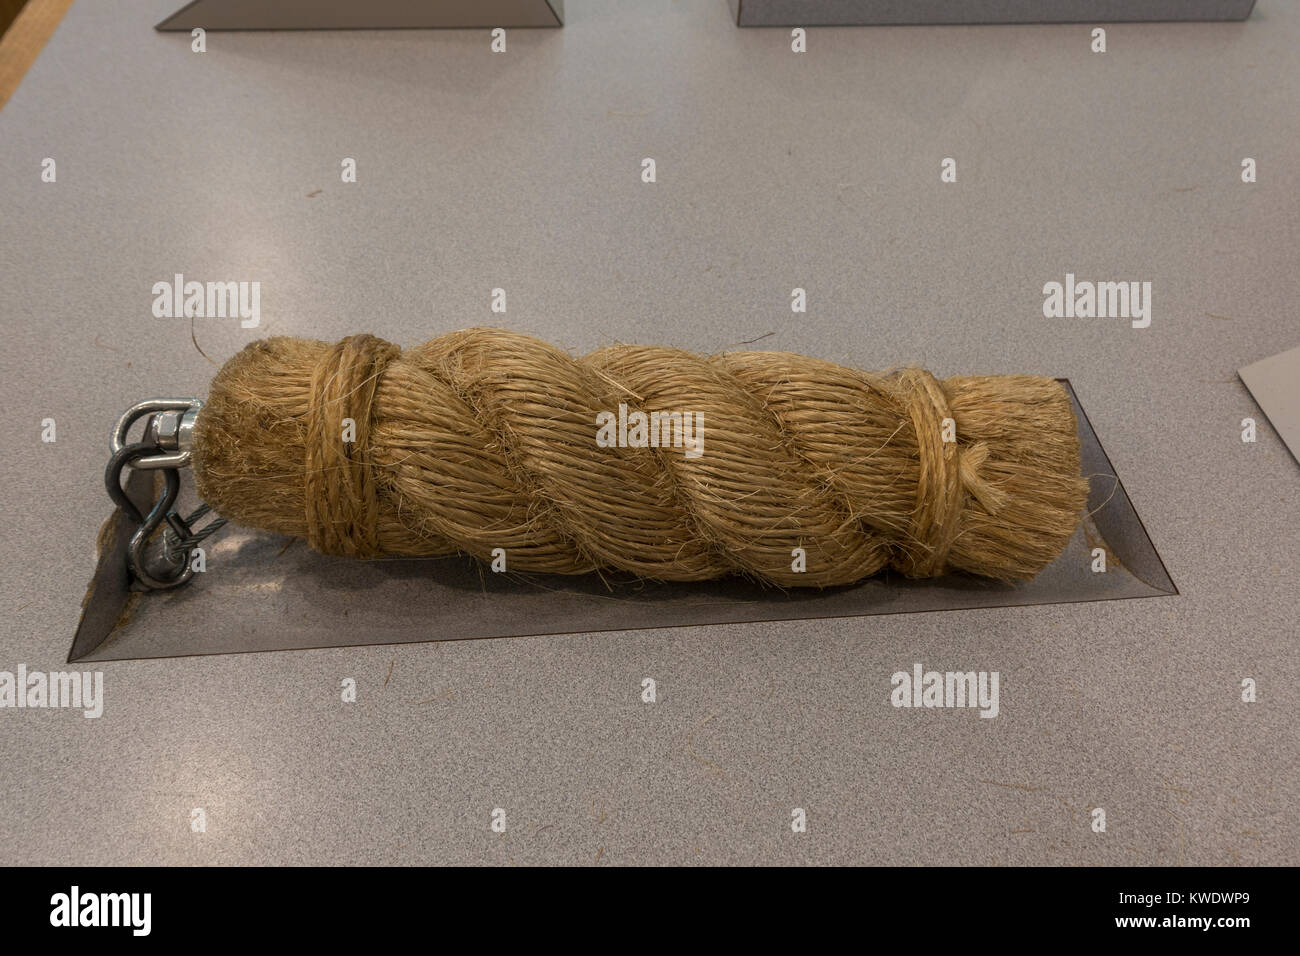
[157,0,564,31]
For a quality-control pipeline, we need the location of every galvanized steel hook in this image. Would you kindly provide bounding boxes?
[105,399,225,590]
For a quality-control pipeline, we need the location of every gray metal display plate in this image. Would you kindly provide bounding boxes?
[71,381,1175,662]
[728,0,1255,26]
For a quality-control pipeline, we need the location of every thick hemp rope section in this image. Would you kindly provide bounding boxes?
[303,334,399,558]
[191,330,1089,586]
[891,367,1008,578]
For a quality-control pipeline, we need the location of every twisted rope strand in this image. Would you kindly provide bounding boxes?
[192,330,1089,586]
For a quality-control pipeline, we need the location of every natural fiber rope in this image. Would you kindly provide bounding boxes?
[302,335,399,558]
[192,329,1089,587]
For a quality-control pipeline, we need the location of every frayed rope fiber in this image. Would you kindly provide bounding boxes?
[192,329,1089,587]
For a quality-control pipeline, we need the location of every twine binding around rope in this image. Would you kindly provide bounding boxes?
[191,329,1089,588]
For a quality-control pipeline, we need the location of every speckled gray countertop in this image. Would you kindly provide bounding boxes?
[0,0,1295,865]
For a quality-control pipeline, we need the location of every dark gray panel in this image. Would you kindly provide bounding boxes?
[732,0,1255,25]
